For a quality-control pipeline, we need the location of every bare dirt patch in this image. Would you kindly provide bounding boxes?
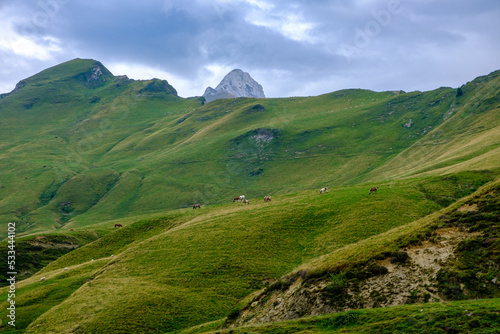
[233,227,481,327]
[458,203,478,212]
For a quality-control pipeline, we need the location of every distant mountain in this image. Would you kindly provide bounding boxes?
[203,69,265,103]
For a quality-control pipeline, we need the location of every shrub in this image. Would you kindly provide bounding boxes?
[327,272,348,294]
[389,251,409,264]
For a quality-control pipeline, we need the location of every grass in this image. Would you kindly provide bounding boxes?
[180,299,500,334]
[1,173,497,333]
[0,259,107,333]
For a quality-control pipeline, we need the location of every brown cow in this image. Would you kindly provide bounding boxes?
[193,204,201,209]
[242,199,249,204]
[369,187,378,194]
[233,197,241,202]
[114,223,123,228]
[264,195,272,202]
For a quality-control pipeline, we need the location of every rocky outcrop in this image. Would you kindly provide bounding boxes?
[73,62,114,88]
[139,78,178,96]
[203,69,265,103]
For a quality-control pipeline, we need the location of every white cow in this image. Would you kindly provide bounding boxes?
[320,187,329,194]
[239,195,245,201]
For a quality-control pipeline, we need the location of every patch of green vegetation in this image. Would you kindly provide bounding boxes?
[0,231,100,286]
[417,171,497,207]
[326,271,348,295]
[192,299,500,334]
[434,184,500,301]
[40,212,192,273]
[0,260,105,333]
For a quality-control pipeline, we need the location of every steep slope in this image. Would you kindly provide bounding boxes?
[366,70,500,181]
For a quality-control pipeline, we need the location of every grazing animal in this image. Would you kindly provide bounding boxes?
[320,187,329,194]
[242,199,249,204]
[193,204,201,209]
[240,195,245,201]
[369,187,378,194]
[114,223,123,228]
[264,195,272,202]
[40,277,46,281]
[233,196,241,202]
[70,228,75,232]
[64,267,69,271]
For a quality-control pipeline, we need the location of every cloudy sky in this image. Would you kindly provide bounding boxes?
[1,0,499,98]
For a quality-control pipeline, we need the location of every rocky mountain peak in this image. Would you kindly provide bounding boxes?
[203,69,265,103]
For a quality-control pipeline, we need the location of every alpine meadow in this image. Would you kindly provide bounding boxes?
[0,59,499,333]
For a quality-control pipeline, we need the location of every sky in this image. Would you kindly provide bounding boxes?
[1,0,499,98]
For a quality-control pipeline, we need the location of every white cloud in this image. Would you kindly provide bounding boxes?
[244,0,274,11]
[107,62,233,98]
[0,11,62,60]
[244,4,317,43]
[203,63,234,87]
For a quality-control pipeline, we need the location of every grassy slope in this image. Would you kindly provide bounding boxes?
[2,61,499,236]
[0,61,499,333]
[0,172,496,333]
[0,59,198,234]
[211,176,500,334]
[367,70,500,181]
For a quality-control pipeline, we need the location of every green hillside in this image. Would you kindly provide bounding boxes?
[0,60,499,333]
[1,174,498,333]
[1,59,499,236]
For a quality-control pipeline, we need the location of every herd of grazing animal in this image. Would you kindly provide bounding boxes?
[112,186,379,227]
[195,185,378,212]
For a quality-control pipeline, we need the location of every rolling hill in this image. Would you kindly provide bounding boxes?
[0,59,499,333]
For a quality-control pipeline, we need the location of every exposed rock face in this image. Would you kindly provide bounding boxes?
[73,62,113,88]
[203,69,265,103]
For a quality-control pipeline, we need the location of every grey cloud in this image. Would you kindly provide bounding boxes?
[1,0,500,97]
